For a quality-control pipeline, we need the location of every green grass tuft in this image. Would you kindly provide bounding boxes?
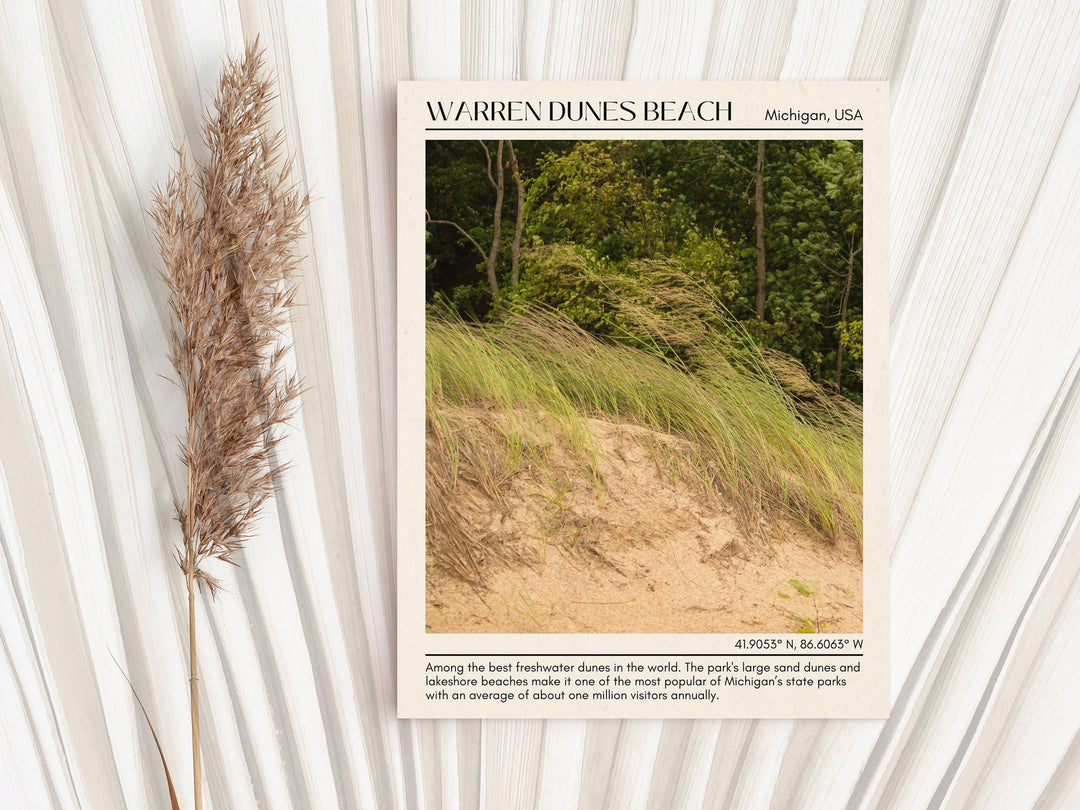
[426,267,862,581]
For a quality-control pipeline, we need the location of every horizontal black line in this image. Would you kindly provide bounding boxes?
[424,653,863,657]
[425,127,864,132]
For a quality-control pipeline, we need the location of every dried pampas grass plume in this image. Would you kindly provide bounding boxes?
[151,39,306,810]
[154,40,305,593]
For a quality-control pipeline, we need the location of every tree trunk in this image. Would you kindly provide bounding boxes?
[483,140,504,301]
[506,140,525,286]
[835,237,857,387]
[754,139,766,320]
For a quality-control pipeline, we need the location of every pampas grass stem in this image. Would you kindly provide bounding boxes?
[152,39,305,809]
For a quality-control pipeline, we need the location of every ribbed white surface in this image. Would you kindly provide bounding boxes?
[0,1,1076,807]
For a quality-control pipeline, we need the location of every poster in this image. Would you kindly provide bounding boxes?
[398,81,888,718]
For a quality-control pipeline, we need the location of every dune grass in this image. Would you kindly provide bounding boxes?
[426,269,862,582]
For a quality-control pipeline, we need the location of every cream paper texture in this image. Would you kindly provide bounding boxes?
[0,0,1078,807]
[400,80,888,719]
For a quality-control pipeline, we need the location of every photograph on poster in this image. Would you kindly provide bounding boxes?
[423,137,864,635]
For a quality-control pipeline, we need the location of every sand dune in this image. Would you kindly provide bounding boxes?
[426,411,862,634]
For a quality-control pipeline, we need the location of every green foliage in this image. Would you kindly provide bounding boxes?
[425,138,864,396]
[504,244,630,335]
[767,141,863,391]
[788,578,813,598]
[424,142,493,316]
[839,318,863,367]
[526,140,678,261]
[444,282,489,321]
[674,227,742,305]
[784,578,828,632]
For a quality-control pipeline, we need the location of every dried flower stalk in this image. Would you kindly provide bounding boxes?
[151,41,305,810]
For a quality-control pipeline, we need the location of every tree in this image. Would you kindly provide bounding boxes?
[710,141,767,319]
[506,140,525,285]
[426,138,864,396]
[525,140,677,262]
[427,140,505,301]
[809,141,863,386]
[768,140,863,391]
[754,140,766,320]
[426,139,533,310]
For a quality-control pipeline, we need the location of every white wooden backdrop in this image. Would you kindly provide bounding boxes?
[1,1,1078,807]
